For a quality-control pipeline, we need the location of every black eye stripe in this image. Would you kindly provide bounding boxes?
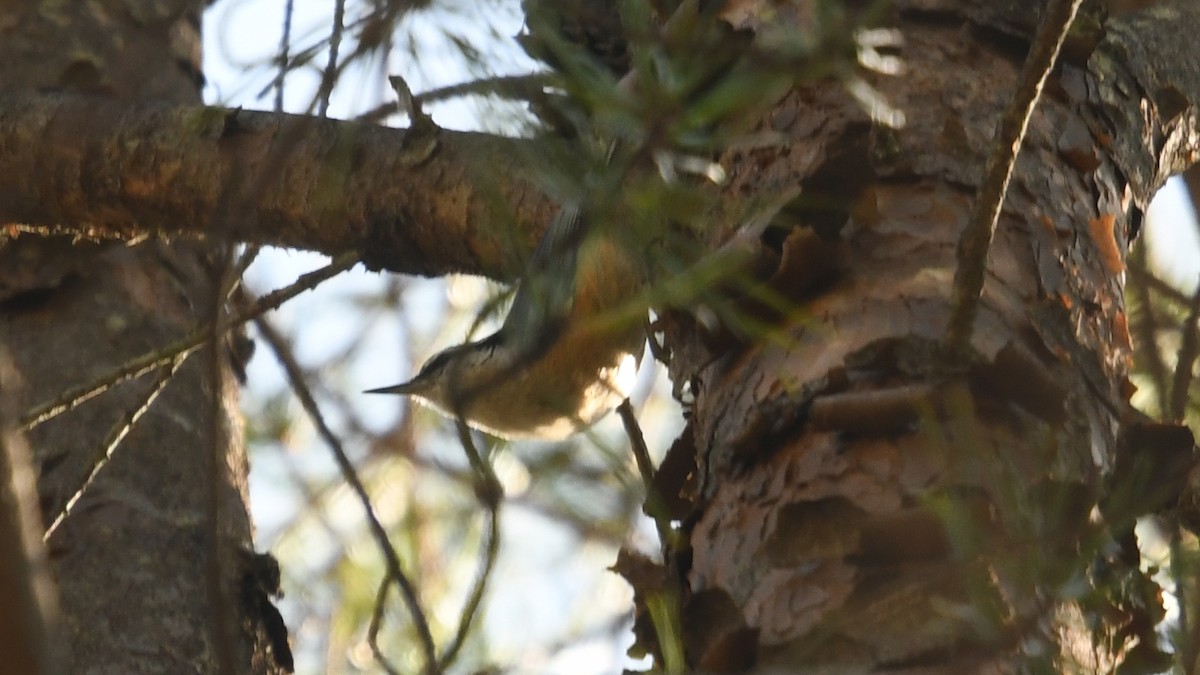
[478,332,502,357]
[416,333,504,381]
[418,350,454,377]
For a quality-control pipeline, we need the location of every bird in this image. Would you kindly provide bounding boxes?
[367,202,646,441]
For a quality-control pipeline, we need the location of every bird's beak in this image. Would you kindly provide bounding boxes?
[364,380,420,395]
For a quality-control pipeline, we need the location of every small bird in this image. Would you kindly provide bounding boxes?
[367,204,645,441]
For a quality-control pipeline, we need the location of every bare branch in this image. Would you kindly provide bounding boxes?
[19,252,357,432]
[253,314,439,673]
[41,354,186,542]
[0,93,560,279]
[1169,279,1200,420]
[438,421,501,672]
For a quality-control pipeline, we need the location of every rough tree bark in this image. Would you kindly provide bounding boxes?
[0,2,277,673]
[650,2,1200,673]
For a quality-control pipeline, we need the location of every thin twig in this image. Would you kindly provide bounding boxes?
[1129,256,1197,308]
[616,400,675,551]
[41,354,187,542]
[19,252,357,432]
[615,400,686,673]
[252,313,439,673]
[452,421,502,506]
[274,0,296,112]
[317,0,348,118]
[231,245,262,285]
[1169,278,1200,421]
[357,74,554,124]
[368,575,403,675]
[944,0,1085,349]
[437,421,502,672]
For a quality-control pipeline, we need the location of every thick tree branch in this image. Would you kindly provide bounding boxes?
[0,92,561,280]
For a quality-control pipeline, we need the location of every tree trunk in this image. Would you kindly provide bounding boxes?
[0,2,275,672]
[653,3,1198,672]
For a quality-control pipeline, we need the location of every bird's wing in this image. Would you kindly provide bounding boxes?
[500,203,587,355]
